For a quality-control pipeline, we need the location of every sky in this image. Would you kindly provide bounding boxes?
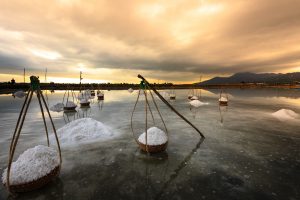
[0,0,300,84]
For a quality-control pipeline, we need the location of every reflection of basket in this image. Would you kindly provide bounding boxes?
[63,106,77,111]
[4,166,60,193]
[138,141,168,153]
[219,101,228,106]
[80,102,90,107]
[97,95,104,100]
[170,96,176,100]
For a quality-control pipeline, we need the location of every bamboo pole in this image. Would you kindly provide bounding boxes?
[137,74,205,138]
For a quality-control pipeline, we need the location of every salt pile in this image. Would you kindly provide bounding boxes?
[65,101,76,107]
[13,91,26,98]
[219,97,228,102]
[50,103,64,112]
[191,96,198,100]
[2,145,59,185]
[80,99,89,104]
[97,92,104,97]
[189,100,208,107]
[272,109,299,121]
[138,127,167,145]
[128,88,134,93]
[56,118,114,145]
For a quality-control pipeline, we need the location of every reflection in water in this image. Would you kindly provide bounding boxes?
[190,107,200,119]
[63,111,79,124]
[219,105,228,124]
[9,178,64,200]
[79,107,91,118]
[97,100,104,111]
[155,137,205,200]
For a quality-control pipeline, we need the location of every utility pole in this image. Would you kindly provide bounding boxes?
[80,71,83,92]
[23,68,25,83]
[44,68,47,83]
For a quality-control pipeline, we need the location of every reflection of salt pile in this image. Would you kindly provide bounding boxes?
[128,88,134,93]
[191,96,199,100]
[2,145,59,185]
[189,100,208,107]
[13,91,26,98]
[138,127,167,145]
[50,103,64,112]
[57,118,114,144]
[272,109,299,121]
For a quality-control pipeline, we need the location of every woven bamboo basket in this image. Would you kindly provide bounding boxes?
[97,95,104,100]
[80,102,90,107]
[4,166,60,193]
[219,101,228,106]
[63,106,76,111]
[138,141,168,153]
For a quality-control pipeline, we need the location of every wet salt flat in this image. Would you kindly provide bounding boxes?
[0,89,300,200]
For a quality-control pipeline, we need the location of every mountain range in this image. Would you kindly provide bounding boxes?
[198,72,300,85]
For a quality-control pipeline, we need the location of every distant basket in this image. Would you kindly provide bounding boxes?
[63,106,76,111]
[4,166,60,193]
[219,101,228,106]
[97,96,104,100]
[138,141,168,153]
[80,102,90,107]
[170,96,176,100]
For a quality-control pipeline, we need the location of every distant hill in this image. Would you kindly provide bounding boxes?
[198,72,300,85]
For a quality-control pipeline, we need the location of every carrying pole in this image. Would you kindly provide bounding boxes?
[137,74,205,138]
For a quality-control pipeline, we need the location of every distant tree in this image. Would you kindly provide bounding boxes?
[11,78,16,84]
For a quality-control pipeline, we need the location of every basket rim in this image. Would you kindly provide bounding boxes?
[4,165,60,193]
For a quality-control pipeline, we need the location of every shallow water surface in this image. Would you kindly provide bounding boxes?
[0,89,299,200]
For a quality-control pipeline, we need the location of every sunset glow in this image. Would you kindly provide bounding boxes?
[0,0,299,83]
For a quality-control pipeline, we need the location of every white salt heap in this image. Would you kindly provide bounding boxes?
[2,145,59,185]
[50,103,64,112]
[219,97,228,102]
[189,100,208,107]
[128,88,134,93]
[191,96,198,100]
[138,127,167,145]
[65,101,76,107]
[97,92,104,97]
[272,109,299,121]
[80,99,89,104]
[56,118,114,145]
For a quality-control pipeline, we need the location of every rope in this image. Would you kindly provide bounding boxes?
[7,89,34,192]
[131,89,141,144]
[146,84,168,137]
[9,89,30,154]
[138,74,205,138]
[144,90,149,152]
[40,91,62,166]
[37,91,50,146]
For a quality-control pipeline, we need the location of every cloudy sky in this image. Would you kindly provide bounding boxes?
[0,0,299,83]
